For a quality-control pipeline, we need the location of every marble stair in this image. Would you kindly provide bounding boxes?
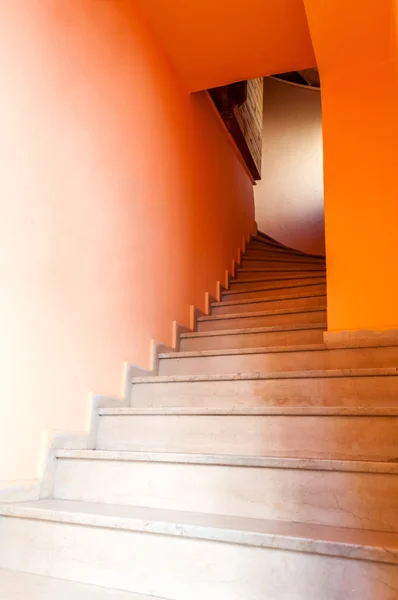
[1,232,397,599]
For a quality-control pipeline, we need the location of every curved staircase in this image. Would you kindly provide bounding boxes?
[1,233,397,599]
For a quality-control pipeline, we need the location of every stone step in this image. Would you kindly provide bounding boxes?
[247,245,324,260]
[158,343,398,376]
[129,368,398,408]
[251,236,325,259]
[235,268,326,280]
[0,500,396,599]
[250,238,299,252]
[229,275,326,291]
[250,238,323,256]
[244,247,326,261]
[180,323,325,351]
[0,569,159,599]
[222,281,326,301]
[54,449,398,532]
[196,307,326,332]
[211,292,326,315]
[241,257,326,269]
[97,406,398,460]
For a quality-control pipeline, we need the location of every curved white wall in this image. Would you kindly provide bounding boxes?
[255,77,325,255]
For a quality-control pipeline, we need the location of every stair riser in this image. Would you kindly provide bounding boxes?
[229,277,326,291]
[245,248,325,261]
[250,239,297,251]
[241,259,326,270]
[180,327,324,351]
[1,517,395,600]
[197,310,326,332]
[223,282,327,301]
[130,376,398,408]
[159,345,398,376]
[251,238,325,258]
[250,239,323,255]
[211,295,326,315]
[54,459,398,532]
[235,269,326,280]
[97,415,398,460]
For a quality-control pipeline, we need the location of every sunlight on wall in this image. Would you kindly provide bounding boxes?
[0,0,254,483]
[255,77,324,256]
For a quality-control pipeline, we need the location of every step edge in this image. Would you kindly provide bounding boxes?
[0,503,396,564]
[54,449,398,474]
[231,276,327,285]
[223,283,327,296]
[242,258,326,265]
[212,293,327,307]
[131,367,398,383]
[99,407,398,417]
[247,246,326,258]
[158,341,398,359]
[159,343,327,358]
[252,235,326,259]
[236,267,327,272]
[246,250,326,261]
[180,322,326,338]
[197,306,327,322]
[233,273,327,279]
[236,270,327,277]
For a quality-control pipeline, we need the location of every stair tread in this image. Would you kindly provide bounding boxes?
[131,367,398,383]
[54,449,398,474]
[247,245,325,258]
[0,569,158,599]
[198,306,326,322]
[247,250,325,261]
[242,255,325,262]
[159,340,398,359]
[234,274,326,283]
[100,406,398,416]
[223,282,326,296]
[1,499,396,564]
[236,267,326,272]
[245,255,326,264]
[160,343,328,358]
[213,292,326,307]
[181,322,326,338]
[252,235,325,259]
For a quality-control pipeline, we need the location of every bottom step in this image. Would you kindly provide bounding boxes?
[0,569,163,599]
[0,500,397,599]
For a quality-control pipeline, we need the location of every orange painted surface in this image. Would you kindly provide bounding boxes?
[0,0,254,482]
[304,0,398,331]
[137,0,316,91]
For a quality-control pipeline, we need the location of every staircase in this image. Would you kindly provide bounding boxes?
[1,232,397,599]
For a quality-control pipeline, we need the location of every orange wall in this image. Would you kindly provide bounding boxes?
[0,0,254,483]
[304,0,398,331]
[255,78,325,256]
[137,0,316,92]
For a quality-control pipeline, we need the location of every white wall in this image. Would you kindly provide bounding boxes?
[255,77,325,255]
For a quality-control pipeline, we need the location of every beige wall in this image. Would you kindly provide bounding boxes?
[0,1,254,485]
[255,78,325,255]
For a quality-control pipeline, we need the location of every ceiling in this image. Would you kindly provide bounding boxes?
[136,0,316,92]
